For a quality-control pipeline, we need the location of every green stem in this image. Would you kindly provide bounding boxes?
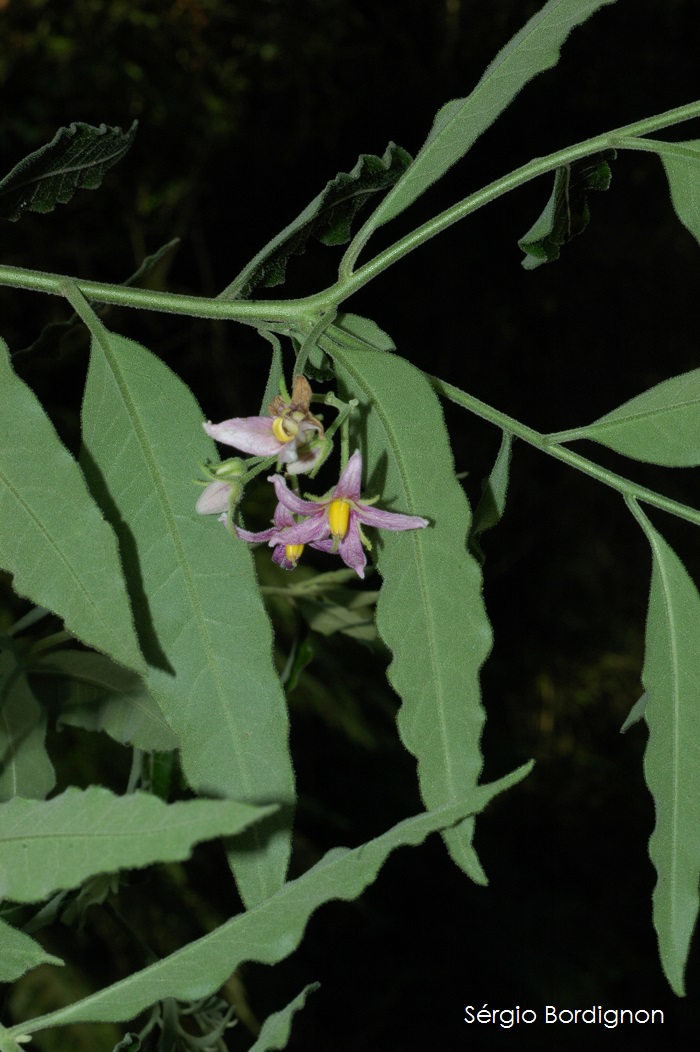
[428,374,700,527]
[1,101,698,328]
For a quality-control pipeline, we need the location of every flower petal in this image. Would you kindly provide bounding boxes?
[274,513,330,547]
[338,514,367,578]
[355,505,429,532]
[233,524,281,543]
[268,474,320,516]
[333,449,363,500]
[204,417,282,456]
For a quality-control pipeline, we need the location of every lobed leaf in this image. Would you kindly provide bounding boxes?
[78,317,295,908]
[628,499,700,996]
[0,650,55,802]
[249,983,320,1052]
[351,0,618,239]
[0,917,64,983]
[219,142,411,299]
[13,765,532,1034]
[0,121,137,222]
[0,339,145,674]
[0,787,277,904]
[518,151,614,268]
[323,315,493,881]
[30,649,178,753]
[558,367,700,466]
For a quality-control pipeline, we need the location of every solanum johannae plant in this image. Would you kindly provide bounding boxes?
[1,0,700,1046]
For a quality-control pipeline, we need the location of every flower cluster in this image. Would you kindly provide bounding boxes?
[197,377,429,577]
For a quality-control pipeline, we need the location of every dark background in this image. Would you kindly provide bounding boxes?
[2,1,700,1048]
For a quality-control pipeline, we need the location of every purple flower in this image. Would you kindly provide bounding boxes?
[235,499,306,570]
[239,450,429,578]
[203,375,324,475]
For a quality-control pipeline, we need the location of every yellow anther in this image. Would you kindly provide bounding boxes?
[272,416,298,443]
[328,498,351,539]
[285,544,304,566]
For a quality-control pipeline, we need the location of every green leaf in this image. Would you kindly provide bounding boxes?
[0,121,138,222]
[30,650,178,753]
[470,430,513,563]
[295,587,379,642]
[628,499,700,996]
[0,340,145,674]
[0,916,64,983]
[76,310,295,908]
[554,367,700,466]
[13,765,533,1033]
[647,139,700,248]
[0,650,55,802]
[518,151,615,268]
[352,0,617,237]
[0,787,277,904]
[219,142,411,299]
[322,315,493,881]
[249,983,320,1052]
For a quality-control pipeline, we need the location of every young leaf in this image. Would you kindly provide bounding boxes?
[77,312,295,908]
[628,499,700,996]
[249,983,320,1052]
[30,650,178,753]
[0,121,138,222]
[0,650,55,802]
[0,917,64,983]
[0,787,277,904]
[219,142,411,299]
[350,0,617,240]
[12,764,533,1033]
[323,315,493,882]
[551,367,700,466]
[518,151,614,268]
[0,339,145,674]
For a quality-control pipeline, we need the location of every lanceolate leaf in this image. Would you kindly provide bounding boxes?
[0,788,277,904]
[556,367,700,466]
[352,0,617,238]
[518,151,614,269]
[12,766,533,1034]
[628,499,700,996]
[30,650,178,753]
[0,651,55,801]
[470,430,513,564]
[77,313,295,908]
[0,121,138,222]
[219,142,411,299]
[0,917,63,983]
[0,339,145,674]
[647,139,700,248]
[323,315,493,882]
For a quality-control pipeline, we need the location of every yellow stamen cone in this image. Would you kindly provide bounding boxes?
[272,416,297,443]
[328,498,351,539]
[285,544,304,566]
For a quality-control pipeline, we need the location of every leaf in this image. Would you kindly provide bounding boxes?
[646,138,700,248]
[219,142,411,299]
[518,151,615,268]
[30,650,179,753]
[628,499,700,995]
[249,983,320,1052]
[13,765,533,1033]
[469,430,513,564]
[77,311,295,908]
[620,691,649,734]
[0,916,64,983]
[0,650,55,802]
[0,121,138,222]
[0,340,145,674]
[352,0,617,237]
[295,587,380,642]
[0,787,277,904]
[322,315,493,881]
[555,367,700,466]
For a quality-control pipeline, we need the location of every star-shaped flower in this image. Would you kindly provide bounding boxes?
[203,375,324,475]
[237,450,429,578]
